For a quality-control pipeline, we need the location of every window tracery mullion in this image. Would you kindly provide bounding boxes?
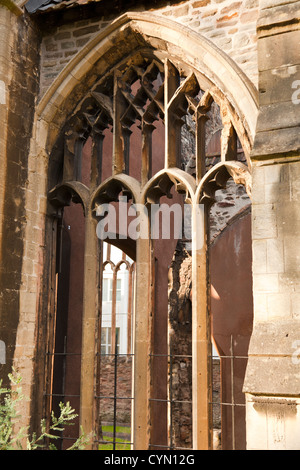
[84,92,113,187]
[164,60,180,169]
[63,117,89,183]
[186,90,212,183]
[74,137,85,182]
[141,121,154,186]
[90,130,104,187]
[63,129,78,182]
[113,71,127,175]
[195,111,209,182]
[122,127,132,176]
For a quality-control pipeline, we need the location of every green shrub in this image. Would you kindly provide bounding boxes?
[0,370,90,450]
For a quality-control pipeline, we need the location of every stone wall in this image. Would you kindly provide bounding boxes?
[243,0,300,450]
[38,0,259,97]
[0,11,41,391]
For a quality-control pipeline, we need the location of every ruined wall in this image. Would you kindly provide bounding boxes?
[37,0,259,97]
[168,240,193,449]
[0,11,41,388]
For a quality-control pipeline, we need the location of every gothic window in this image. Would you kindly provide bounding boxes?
[46,49,252,450]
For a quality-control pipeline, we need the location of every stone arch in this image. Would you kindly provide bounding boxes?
[142,167,196,205]
[91,174,141,208]
[36,12,258,160]
[196,161,252,207]
[25,11,258,450]
[48,181,91,216]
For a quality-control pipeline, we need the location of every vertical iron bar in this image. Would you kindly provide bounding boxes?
[96,240,104,447]
[230,335,235,450]
[113,330,118,451]
[170,351,173,450]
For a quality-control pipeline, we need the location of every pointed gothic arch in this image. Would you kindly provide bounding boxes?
[26,11,258,450]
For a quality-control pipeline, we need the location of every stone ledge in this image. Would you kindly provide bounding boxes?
[251,126,300,161]
[257,1,300,37]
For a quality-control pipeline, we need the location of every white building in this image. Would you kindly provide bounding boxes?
[101,243,134,357]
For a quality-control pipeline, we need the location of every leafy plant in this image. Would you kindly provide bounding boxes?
[0,370,90,450]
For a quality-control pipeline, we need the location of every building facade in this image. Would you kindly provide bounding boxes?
[0,0,299,450]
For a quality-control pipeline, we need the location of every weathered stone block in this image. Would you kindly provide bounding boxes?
[252,203,277,239]
[246,395,300,450]
[19,291,37,314]
[252,239,267,274]
[258,30,300,72]
[266,238,284,274]
[257,1,300,34]
[244,320,300,395]
[256,101,300,133]
[291,293,300,318]
[283,236,300,274]
[253,273,279,293]
[267,292,291,319]
[253,293,268,321]
[252,126,300,159]
[259,65,300,106]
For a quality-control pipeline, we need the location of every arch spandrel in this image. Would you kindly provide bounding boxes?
[141,168,197,206]
[195,161,252,207]
[48,180,90,216]
[90,174,142,210]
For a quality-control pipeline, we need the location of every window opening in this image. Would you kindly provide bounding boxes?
[44,203,85,450]
[46,50,252,451]
[96,243,135,450]
[209,179,252,450]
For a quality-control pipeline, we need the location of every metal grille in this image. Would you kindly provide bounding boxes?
[149,353,193,451]
[210,336,248,450]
